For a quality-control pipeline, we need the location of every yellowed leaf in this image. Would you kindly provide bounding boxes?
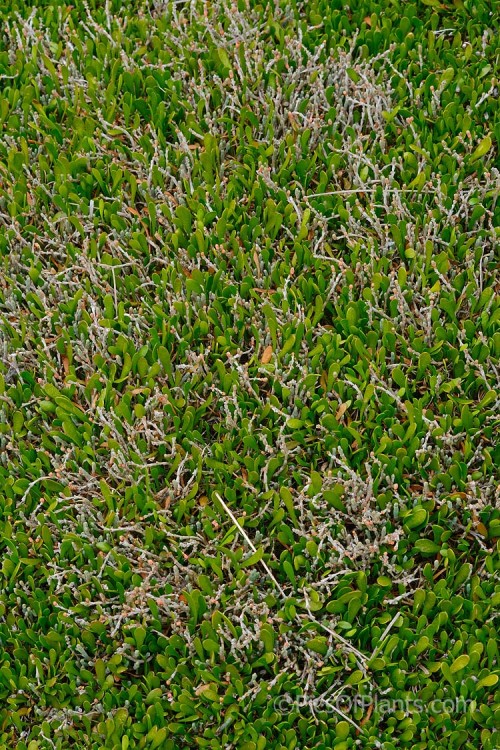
[261,345,273,364]
[195,683,214,696]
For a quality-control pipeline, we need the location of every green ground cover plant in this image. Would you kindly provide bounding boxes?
[0,0,498,748]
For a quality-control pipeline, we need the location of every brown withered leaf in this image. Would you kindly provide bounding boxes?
[336,402,349,420]
[253,250,261,278]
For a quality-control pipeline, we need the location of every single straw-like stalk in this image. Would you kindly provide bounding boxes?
[214,492,287,598]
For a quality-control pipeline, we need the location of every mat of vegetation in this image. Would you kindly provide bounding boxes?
[0,0,499,748]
